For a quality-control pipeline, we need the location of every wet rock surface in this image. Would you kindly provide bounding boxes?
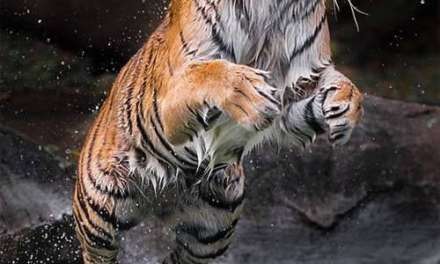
[0,125,73,235]
[0,96,439,264]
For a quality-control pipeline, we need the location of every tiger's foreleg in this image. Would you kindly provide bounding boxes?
[163,163,245,264]
[281,66,363,146]
[314,66,364,145]
[157,60,280,145]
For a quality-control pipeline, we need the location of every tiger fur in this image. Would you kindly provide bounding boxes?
[73,0,364,263]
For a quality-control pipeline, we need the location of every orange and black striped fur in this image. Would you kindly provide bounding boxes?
[73,0,363,263]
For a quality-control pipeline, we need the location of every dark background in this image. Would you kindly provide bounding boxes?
[0,0,438,154]
[0,0,438,153]
[0,1,439,264]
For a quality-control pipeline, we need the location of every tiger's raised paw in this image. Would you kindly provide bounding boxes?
[315,81,363,145]
[220,65,281,131]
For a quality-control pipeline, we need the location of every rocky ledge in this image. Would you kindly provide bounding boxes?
[0,96,439,264]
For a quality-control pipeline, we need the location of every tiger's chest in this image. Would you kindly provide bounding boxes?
[218,0,327,87]
[178,0,329,167]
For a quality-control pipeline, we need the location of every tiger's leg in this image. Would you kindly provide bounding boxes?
[315,66,364,145]
[73,169,141,263]
[281,66,363,146]
[163,163,245,264]
[157,59,280,145]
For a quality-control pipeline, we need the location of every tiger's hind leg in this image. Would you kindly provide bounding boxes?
[163,163,245,264]
[73,181,120,263]
[73,177,141,263]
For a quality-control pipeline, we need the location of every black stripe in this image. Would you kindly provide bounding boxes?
[289,14,327,62]
[256,89,280,107]
[150,86,198,168]
[134,48,154,137]
[178,219,239,245]
[84,109,105,182]
[213,163,229,173]
[331,133,345,142]
[199,192,245,212]
[198,220,237,244]
[319,86,338,106]
[125,89,134,135]
[325,105,350,119]
[85,151,130,198]
[179,30,198,57]
[180,30,190,54]
[184,147,199,161]
[75,185,114,240]
[305,97,326,134]
[330,127,350,137]
[150,115,197,168]
[73,212,89,240]
[86,173,131,199]
[77,182,117,227]
[152,88,164,131]
[177,238,230,260]
[83,109,129,201]
[211,24,236,61]
[136,115,182,178]
[184,123,198,136]
[73,211,117,251]
[137,113,174,167]
[187,104,210,130]
[124,51,142,135]
[79,182,135,231]
[134,49,174,167]
[194,0,235,60]
[205,107,222,124]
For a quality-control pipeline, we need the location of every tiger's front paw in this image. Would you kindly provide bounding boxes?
[316,81,363,145]
[220,65,281,131]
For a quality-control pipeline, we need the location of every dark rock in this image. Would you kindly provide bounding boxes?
[0,125,73,235]
[0,216,80,264]
[244,96,440,228]
[0,96,439,264]
[0,0,169,67]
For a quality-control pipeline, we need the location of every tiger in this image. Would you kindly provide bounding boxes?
[72,0,364,263]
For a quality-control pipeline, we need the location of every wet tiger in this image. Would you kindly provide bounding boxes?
[73,0,364,263]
